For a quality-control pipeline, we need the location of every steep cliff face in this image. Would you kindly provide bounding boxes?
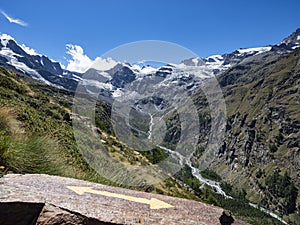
[193,47,300,218]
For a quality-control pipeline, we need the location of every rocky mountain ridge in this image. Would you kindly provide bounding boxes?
[0,34,80,90]
[190,45,300,223]
[1,29,299,98]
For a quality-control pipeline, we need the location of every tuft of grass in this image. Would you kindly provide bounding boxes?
[0,135,58,174]
[0,110,10,132]
[0,107,19,135]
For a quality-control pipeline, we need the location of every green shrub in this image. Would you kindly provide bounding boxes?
[212,193,283,225]
[200,168,222,182]
[220,182,247,200]
[256,168,264,178]
[269,144,278,153]
[175,165,201,194]
[265,170,298,214]
[140,147,169,164]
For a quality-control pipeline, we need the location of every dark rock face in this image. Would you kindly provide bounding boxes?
[0,55,8,63]
[84,68,110,83]
[6,39,27,56]
[63,112,72,124]
[0,202,44,225]
[223,50,256,66]
[0,202,115,225]
[5,40,63,76]
[36,204,113,225]
[181,58,205,67]
[219,211,235,225]
[110,66,135,88]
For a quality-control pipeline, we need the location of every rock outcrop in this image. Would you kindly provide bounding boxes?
[0,174,248,225]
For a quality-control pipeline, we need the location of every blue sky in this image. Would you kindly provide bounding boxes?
[1,0,300,69]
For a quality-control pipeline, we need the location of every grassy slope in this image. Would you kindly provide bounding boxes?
[1,51,297,223]
[223,50,300,224]
[0,67,197,200]
[192,48,300,224]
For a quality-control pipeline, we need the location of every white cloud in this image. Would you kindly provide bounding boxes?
[66,44,93,73]
[91,57,118,71]
[1,11,28,27]
[65,44,120,73]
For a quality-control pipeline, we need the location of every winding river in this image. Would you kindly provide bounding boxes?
[158,145,288,225]
[146,112,288,224]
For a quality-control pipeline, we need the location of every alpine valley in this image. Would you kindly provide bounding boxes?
[0,29,300,225]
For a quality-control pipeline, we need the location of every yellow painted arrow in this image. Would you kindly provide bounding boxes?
[66,186,174,210]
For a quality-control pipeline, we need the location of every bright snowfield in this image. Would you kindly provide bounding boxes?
[0,32,276,95]
[237,46,272,55]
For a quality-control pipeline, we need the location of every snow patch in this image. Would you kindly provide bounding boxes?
[59,63,66,70]
[98,71,112,79]
[81,78,113,90]
[139,65,157,74]
[0,34,15,47]
[205,55,224,66]
[175,63,187,69]
[8,58,59,87]
[206,54,223,61]
[132,64,154,77]
[192,58,199,66]
[0,47,23,59]
[112,88,124,98]
[20,44,40,56]
[238,46,271,55]
[70,74,82,82]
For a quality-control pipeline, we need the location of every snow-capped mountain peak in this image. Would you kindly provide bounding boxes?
[0,33,81,90]
[206,55,224,61]
[131,64,157,75]
[0,34,15,47]
[205,55,224,67]
[1,28,300,98]
[0,33,40,56]
[180,57,205,67]
[280,28,300,50]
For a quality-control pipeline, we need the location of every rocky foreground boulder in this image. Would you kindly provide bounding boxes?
[0,174,248,225]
